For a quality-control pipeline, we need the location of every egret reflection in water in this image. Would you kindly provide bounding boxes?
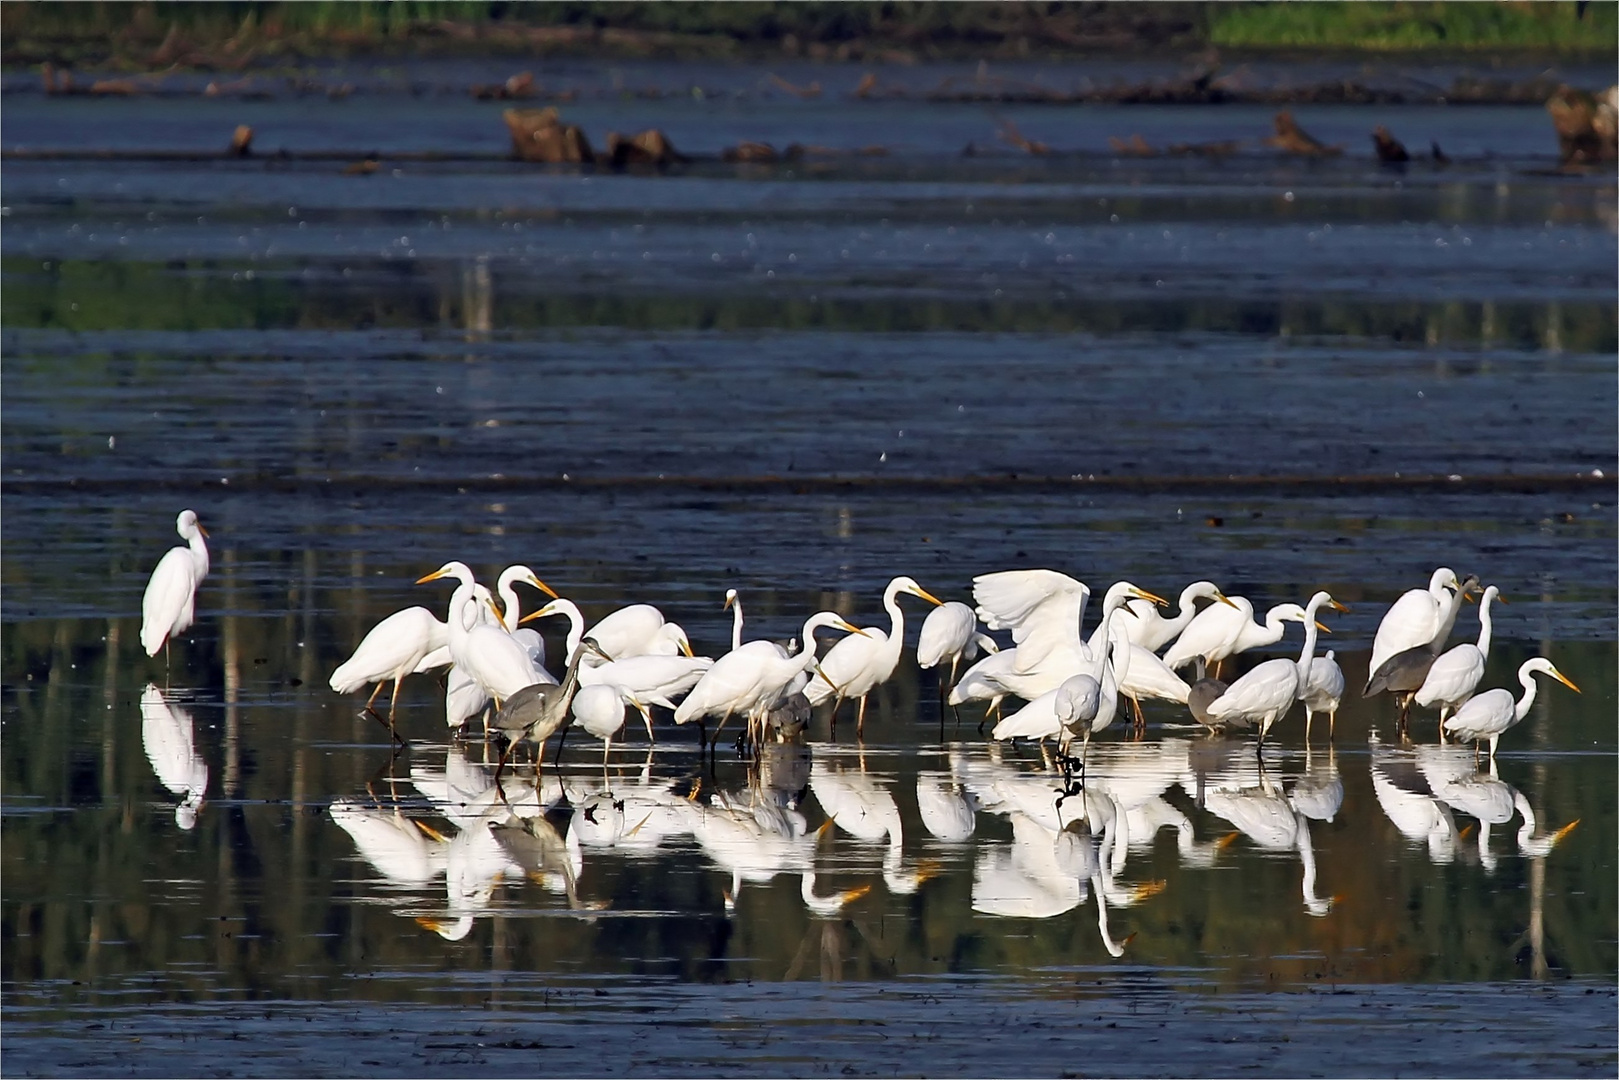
[138,683,208,831]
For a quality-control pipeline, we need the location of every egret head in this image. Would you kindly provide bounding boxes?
[416,560,473,586]
[662,622,695,657]
[723,588,739,610]
[518,598,568,626]
[890,576,944,606]
[176,509,208,539]
[501,564,559,600]
[1185,581,1237,608]
[1532,659,1580,694]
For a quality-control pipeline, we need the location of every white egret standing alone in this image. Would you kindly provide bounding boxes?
[1442,658,1579,761]
[141,509,210,661]
[806,576,944,738]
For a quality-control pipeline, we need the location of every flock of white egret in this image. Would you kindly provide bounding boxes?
[140,509,1581,774]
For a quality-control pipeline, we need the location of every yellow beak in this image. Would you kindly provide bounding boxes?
[526,574,559,600]
[1130,587,1169,607]
[197,524,210,539]
[416,568,451,584]
[1328,599,1350,613]
[912,586,945,606]
[1213,591,1239,608]
[1315,621,1332,633]
[678,637,694,658]
[1553,668,1581,693]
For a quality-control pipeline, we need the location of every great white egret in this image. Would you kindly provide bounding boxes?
[1415,585,1502,724]
[675,608,864,742]
[1442,657,1579,760]
[806,576,944,738]
[990,583,1151,744]
[1367,568,1476,685]
[971,569,1092,698]
[585,603,691,660]
[1204,591,1348,745]
[1162,596,1309,678]
[917,600,982,696]
[418,562,549,706]
[140,509,210,659]
[1122,580,1230,653]
[329,605,449,720]
[571,682,627,780]
[1301,649,1345,742]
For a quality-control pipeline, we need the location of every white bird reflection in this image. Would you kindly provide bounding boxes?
[958,750,1165,955]
[810,759,937,895]
[1184,749,1337,917]
[915,749,980,843]
[682,786,869,916]
[1370,736,1465,864]
[970,813,1148,957]
[139,683,208,830]
[329,798,449,887]
[1417,746,1580,871]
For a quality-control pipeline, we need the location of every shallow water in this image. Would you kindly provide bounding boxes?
[3,62,1617,1076]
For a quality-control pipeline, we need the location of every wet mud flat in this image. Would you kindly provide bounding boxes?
[5,978,1615,1077]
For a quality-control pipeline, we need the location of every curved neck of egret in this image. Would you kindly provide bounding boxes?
[728,593,743,652]
[497,568,527,628]
[184,521,210,578]
[1259,604,1298,645]
[1475,586,1498,657]
[876,578,911,673]
[1294,593,1332,684]
[1158,581,1219,638]
[552,600,586,658]
[1513,660,1551,722]
[794,611,853,676]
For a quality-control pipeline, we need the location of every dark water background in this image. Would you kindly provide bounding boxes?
[3,58,1616,1076]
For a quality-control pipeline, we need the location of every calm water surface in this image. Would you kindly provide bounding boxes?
[3,62,1616,1076]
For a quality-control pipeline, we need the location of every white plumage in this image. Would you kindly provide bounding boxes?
[1442,657,1579,759]
[1300,649,1345,741]
[1121,580,1228,653]
[805,576,943,735]
[1162,597,1308,676]
[1367,567,1462,682]
[1415,585,1500,722]
[140,509,210,657]
[1205,591,1344,742]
